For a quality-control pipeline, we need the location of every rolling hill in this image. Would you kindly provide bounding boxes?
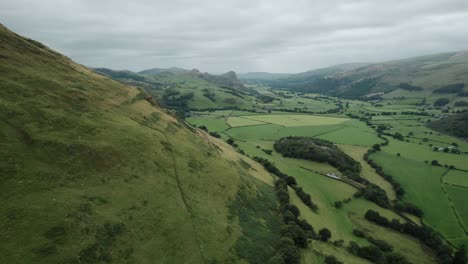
[270,51,468,100]
[95,67,257,112]
[0,23,281,263]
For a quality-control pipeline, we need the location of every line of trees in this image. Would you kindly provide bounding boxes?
[253,156,318,211]
[271,179,323,264]
[364,210,461,264]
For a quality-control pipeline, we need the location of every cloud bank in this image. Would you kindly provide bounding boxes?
[1,0,468,72]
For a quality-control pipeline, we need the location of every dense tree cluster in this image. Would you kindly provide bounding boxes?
[394,201,424,217]
[274,137,361,174]
[324,255,343,264]
[428,112,468,139]
[393,132,404,141]
[434,98,450,107]
[433,83,465,94]
[365,210,455,264]
[399,83,423,91]
[347,240,410,264]
[202,88,216,102]
[355,183,390,208]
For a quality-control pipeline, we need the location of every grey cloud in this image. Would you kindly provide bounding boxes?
[1,0,467,72]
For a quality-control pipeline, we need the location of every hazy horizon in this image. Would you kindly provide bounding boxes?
[1,0,468,73]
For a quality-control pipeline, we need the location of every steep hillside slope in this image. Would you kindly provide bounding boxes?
[271,51,468,99]
[0,24,279,263]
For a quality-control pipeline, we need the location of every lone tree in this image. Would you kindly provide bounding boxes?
[319,228,331,241]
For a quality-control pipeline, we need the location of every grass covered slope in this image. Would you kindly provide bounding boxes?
[0,24,280,263]
[95,68,256,111]
[428,112,468,139]
[271,50,468,98]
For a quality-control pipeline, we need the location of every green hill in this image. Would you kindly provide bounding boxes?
[95,68,257,112]
[0,24,280,263]
[428,112,468,139]
[271,51,468,100]
[238,72,292,82]
[138,66,190,75]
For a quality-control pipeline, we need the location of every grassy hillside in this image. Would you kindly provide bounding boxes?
[428,112,468,139]
[270,51,468,100]
[95,68,257,112]
[0,24,282,263]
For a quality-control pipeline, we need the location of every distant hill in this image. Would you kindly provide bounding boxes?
[0,23,279,263]
[270,51,468,99]
[238,72,292,81]
[94,68,257,111]
[138,66,190,75]
[428,112,468,139]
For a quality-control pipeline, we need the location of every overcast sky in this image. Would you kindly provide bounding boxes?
[1,0,468,73]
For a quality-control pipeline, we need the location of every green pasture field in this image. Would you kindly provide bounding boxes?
[443,170,468,188]
[234,139,426,259]
[385,98,425,105]
[186,116,229,132]
[316,126,383,147]
[187,108,450,262]
[241,114,349,127]
[370,151,464,238]
[346,202,437,264]
[226,124,345,141]
[382,139,468,170]
[338,144,396,200]
[274,97,337,111]
[445,185,468,233]
[191,110,234,116]
[227,116,267,127]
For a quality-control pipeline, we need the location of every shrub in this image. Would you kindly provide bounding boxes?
[324,255,343,264]
[209,131,221,138]
[434,98,450,107]
[353,229,365,238]
[319,228,331,241]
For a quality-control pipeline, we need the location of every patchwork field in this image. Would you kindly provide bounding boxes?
[185,89,468,262]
